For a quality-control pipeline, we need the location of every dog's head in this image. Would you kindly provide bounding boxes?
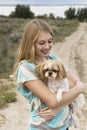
[35,59,67,81]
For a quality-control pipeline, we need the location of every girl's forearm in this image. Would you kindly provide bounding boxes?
[51,84,84,108]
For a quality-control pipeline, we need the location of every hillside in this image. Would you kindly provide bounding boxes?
[0,21,87,130]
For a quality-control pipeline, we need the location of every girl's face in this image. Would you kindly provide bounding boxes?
[35,31,53,58]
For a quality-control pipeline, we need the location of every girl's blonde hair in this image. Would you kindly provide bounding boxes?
[14,19,54,75]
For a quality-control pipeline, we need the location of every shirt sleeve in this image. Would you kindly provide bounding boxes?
[16,62,39,101]
[17,62,39,84]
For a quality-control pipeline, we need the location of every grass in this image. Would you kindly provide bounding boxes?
[0,83,17,109]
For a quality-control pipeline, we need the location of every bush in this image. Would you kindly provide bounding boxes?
[0,83,17,109]
[9,4,34,19]
[2,92,17,103]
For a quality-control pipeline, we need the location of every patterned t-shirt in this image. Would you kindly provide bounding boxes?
[16,55,70,130]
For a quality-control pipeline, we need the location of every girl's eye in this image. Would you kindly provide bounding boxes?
[48,40,53,44]
[39,41,45,45]
[37,38,53,45]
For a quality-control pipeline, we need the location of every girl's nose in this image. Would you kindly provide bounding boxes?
[44,43,50,49]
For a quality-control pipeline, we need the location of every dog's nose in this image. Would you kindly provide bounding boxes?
[48,71,52,76]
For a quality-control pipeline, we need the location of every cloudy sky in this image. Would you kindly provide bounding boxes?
[0,0,87,17]
[0,0,87,5]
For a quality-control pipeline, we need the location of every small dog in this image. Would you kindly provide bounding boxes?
[35,59,85,128]
[36,59,69,102]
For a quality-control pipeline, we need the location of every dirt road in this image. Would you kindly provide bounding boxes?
[0,23,87,130]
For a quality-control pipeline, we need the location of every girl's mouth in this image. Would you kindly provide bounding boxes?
[41,50,49,54]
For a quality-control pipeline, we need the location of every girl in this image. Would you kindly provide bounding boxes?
[14,19,84,130]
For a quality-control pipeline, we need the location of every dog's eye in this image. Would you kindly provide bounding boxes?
[45,69,49,71]
[53,70,58,72]
[44,69,49,71]
[53,70,56,72]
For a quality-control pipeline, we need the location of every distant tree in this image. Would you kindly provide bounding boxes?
[36,14,48,19]
[48,13,55,19]
[9,11,16,18]
[9,4,34,18]
[0,15,7,18]
[77,8,87,22]
[64,8,76,19]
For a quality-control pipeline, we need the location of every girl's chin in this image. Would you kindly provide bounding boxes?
[42,54,49,57]
[36,52,50,57]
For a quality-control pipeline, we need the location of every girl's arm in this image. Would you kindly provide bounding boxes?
[24,79,84,108]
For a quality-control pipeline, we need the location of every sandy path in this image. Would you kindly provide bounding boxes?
[0,22,87,130]
[0,92,30,130]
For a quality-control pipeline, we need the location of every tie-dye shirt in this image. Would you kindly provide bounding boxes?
[16,55,70,130]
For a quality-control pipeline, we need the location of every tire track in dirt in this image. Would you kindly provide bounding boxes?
[68,23,87,82]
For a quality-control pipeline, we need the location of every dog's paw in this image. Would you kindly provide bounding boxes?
[56,93,62,102]
[76,94,85,109]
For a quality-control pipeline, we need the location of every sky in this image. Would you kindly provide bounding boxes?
[0,0,87,18]
[0,0,87,5]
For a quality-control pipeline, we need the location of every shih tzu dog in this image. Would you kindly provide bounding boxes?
[35,59,85,128]
[36,59,69,102]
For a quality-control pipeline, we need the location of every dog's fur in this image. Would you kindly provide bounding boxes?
[35,59,85,128]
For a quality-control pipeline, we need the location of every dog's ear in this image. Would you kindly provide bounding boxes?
[39,63,46,80]
[35,65,41,73]
[57,61,67,80]
[35,63,46,80]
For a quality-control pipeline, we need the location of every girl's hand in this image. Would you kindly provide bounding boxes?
[39,107,61,120]
[76,80,85,93]
[39,107,54,120]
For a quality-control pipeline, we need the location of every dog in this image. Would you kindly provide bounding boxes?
[36,59,69,102]
[35,59,85,128]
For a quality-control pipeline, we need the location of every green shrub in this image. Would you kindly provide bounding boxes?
[2,91,17,103]
[0,83,17,109]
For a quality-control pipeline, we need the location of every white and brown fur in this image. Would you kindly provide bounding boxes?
[35,59,85,128]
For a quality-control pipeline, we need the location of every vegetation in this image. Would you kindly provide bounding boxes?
[64,8,76,20]
[0,83,17,108]
[65,7,87,21]
[8,4,87,22]
[77,8,87,22]
[9,4,34,19]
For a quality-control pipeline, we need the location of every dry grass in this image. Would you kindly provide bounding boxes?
[0,83,17,109]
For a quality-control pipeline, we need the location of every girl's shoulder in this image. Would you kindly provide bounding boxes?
[19,60,34,70]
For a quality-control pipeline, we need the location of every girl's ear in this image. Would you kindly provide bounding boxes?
[35,63,46,80]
